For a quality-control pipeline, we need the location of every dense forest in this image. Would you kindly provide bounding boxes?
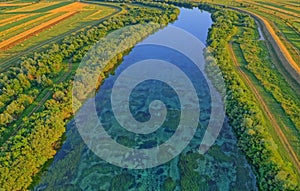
[0,3,179,190]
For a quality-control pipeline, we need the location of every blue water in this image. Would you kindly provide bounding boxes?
[35,8,257,191]
[172,8,212,44]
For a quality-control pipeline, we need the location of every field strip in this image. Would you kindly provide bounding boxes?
[283,2,300,8]
[0,3,31,7]
[285,4,300,11]
[50,2,88,13]
[0,14,25,25]
[245,1,300,19]
[255,0,300,13]
[266,1,300,14]
[6,2,59,13]
[0,14,33,27]
[228,42,300,173]
[0,11,78,50]
[0,13,55,37]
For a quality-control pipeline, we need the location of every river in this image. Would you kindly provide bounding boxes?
[35,8,257,191]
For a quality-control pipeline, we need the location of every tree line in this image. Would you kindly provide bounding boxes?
[237,16,300,132]
[206,8,298,191]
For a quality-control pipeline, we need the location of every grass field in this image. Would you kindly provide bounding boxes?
[0,1,117,62]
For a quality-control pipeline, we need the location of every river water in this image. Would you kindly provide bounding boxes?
[35,8,257,191]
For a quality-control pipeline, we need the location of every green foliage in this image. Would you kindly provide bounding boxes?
[206,9,299,190]
[162,177,177,191]
[0,82,72,191]
[179,152,205,191]
[110,173,135,191]
[0,3,180,190]
[237,23,300,132]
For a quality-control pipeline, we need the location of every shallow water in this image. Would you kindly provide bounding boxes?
[35,8,257,191]
[255,20,265,40]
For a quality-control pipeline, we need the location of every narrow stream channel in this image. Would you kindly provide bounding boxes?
[35,8,257,191]
[255,20,265,40]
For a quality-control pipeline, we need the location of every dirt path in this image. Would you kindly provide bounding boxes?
[228,42,300,173]
[0,11,77,50]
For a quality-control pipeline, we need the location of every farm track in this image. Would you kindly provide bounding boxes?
[228,42,300,173]
[0,11,77,50]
